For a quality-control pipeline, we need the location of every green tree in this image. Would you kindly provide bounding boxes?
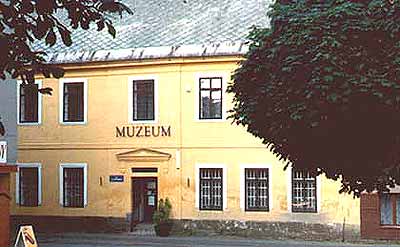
[228,0,400,196]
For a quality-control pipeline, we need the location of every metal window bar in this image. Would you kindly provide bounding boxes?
[199,77,222,119]
[245,168,269,211]
[63,168,84,208]
[133,80,155,121]
[292,170,317,213]
[63,82,84,122]
[19,84,38,123]
[199,168,223,210]
[19,167,39,207]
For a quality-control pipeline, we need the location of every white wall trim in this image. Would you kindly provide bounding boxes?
[194,72,228,122]
[239,164,273,212]
[286,166,321,213]
[195,163,228,210]
[17,80,42,125]
[59,78,88,125]
[128,75,159,124]
[59,163,88,207]
[15,163,42,206]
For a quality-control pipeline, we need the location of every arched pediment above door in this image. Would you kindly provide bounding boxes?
[116,148,172,162]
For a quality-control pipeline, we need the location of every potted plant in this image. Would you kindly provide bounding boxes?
[153,198,173,237]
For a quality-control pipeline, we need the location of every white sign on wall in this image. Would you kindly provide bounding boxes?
[0,141,7,163]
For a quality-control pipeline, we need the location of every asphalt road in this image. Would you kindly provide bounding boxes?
[30,234,400,247]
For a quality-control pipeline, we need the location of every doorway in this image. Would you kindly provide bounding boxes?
[131,177,157,229]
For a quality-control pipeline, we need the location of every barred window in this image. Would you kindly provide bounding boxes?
[132,80,154,121]
[63,82,84,122]
[380,194,400,225]
[199,168,223,210]
[245,168,269,211]
[199,77,222,119]
[292,170,317,213]
[19,167,39,207]
[19,83,39,123]
[63,168,84,208]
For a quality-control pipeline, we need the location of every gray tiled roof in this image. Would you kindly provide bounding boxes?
[35,0,271,62]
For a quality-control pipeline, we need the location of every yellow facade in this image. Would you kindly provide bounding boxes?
[12,56,360,230]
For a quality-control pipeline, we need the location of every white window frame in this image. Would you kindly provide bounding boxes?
[194,72,228,122]
[128,75,159,124]
[59,163,88,207]
[286,166,321,213]
[195,163,228,211]
[17,80,42,125]
[15,163,42,206]
[240,164,273,212]
[59,78,88,125]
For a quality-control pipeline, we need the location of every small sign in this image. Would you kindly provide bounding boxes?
[109,175,124,183]
[14,225,38,247]
[0,141,7,163]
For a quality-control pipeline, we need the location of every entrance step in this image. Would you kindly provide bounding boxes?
[130,223,156,236]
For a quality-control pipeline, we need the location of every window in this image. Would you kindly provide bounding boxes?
[128,76,158,123]
[60,164,87,208]
[199,77,223,120]
[17,81,41,124]
[245,168,269,211]
[291,170,317,213]
[380,193,400,225]
[60,79,87,124]
[16,164,41,207]
[199,168,223,210]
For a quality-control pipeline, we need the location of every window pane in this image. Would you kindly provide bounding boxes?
[19,167,38,207]
[199,168,223,210]
[20,84,38,123]
[200,78,210,89]
[200,91,210,119]
[292,170,317,213]
[211,78,222,89]
[63,82,84,122]
[381,194,393,225]
[396,196,400,225]
[133,80,154,121]
[64,168,84,208]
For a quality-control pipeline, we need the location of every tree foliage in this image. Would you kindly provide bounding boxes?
[228,0,400,196]
[0,0,132,93]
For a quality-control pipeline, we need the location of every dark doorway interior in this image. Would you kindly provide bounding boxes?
[131,177,157,230]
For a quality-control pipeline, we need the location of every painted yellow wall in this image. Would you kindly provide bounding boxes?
[12,56,360,226]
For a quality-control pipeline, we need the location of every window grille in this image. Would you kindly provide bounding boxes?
[19,167,39,207]
[199,168,223,210]
[63,168,84,208]
[245,168,269,211]
[19,84,38,123]
[292,170,317,213]
[132,80,155,121]
[199,77,222,119]
[63,82,84,122]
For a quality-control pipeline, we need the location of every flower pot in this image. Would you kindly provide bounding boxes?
[154,221,173,237]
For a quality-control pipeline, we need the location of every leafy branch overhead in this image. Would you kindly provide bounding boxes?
[228,0,400,196]
[0,0,133,93]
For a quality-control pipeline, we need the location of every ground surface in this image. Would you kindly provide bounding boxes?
[21,233,400,247]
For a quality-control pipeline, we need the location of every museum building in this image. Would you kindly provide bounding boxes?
[9,0,389,240]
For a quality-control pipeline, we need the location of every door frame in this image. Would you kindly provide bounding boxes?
[131,176,158,230]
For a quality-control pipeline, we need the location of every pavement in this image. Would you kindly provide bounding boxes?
[20,233,400,247]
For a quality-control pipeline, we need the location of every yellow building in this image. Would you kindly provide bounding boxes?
[11,0,360,240]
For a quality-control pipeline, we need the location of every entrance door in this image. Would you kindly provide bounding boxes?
[131,177,157,229]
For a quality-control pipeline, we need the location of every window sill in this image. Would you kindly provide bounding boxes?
[195,118,226,123]
[18,122,41,126]
[380,225,400,229]
[60,121,87,126]
[129,120,158,124]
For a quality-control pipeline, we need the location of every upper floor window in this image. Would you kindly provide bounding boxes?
[18,81,41,124]
[199,77,223,120]
[245,168,269,211]
[16,163,41,207]
[291,170,317,213]
[60,79,87,124]
[60,163,87,208]
[128,76,158,123]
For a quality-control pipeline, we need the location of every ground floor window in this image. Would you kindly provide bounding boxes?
[380,193,400,225]
[245,168,269,211]
[199,168,223,210]
[291,169,317,213]
[60,163,87,208]
[17,164,41,207]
